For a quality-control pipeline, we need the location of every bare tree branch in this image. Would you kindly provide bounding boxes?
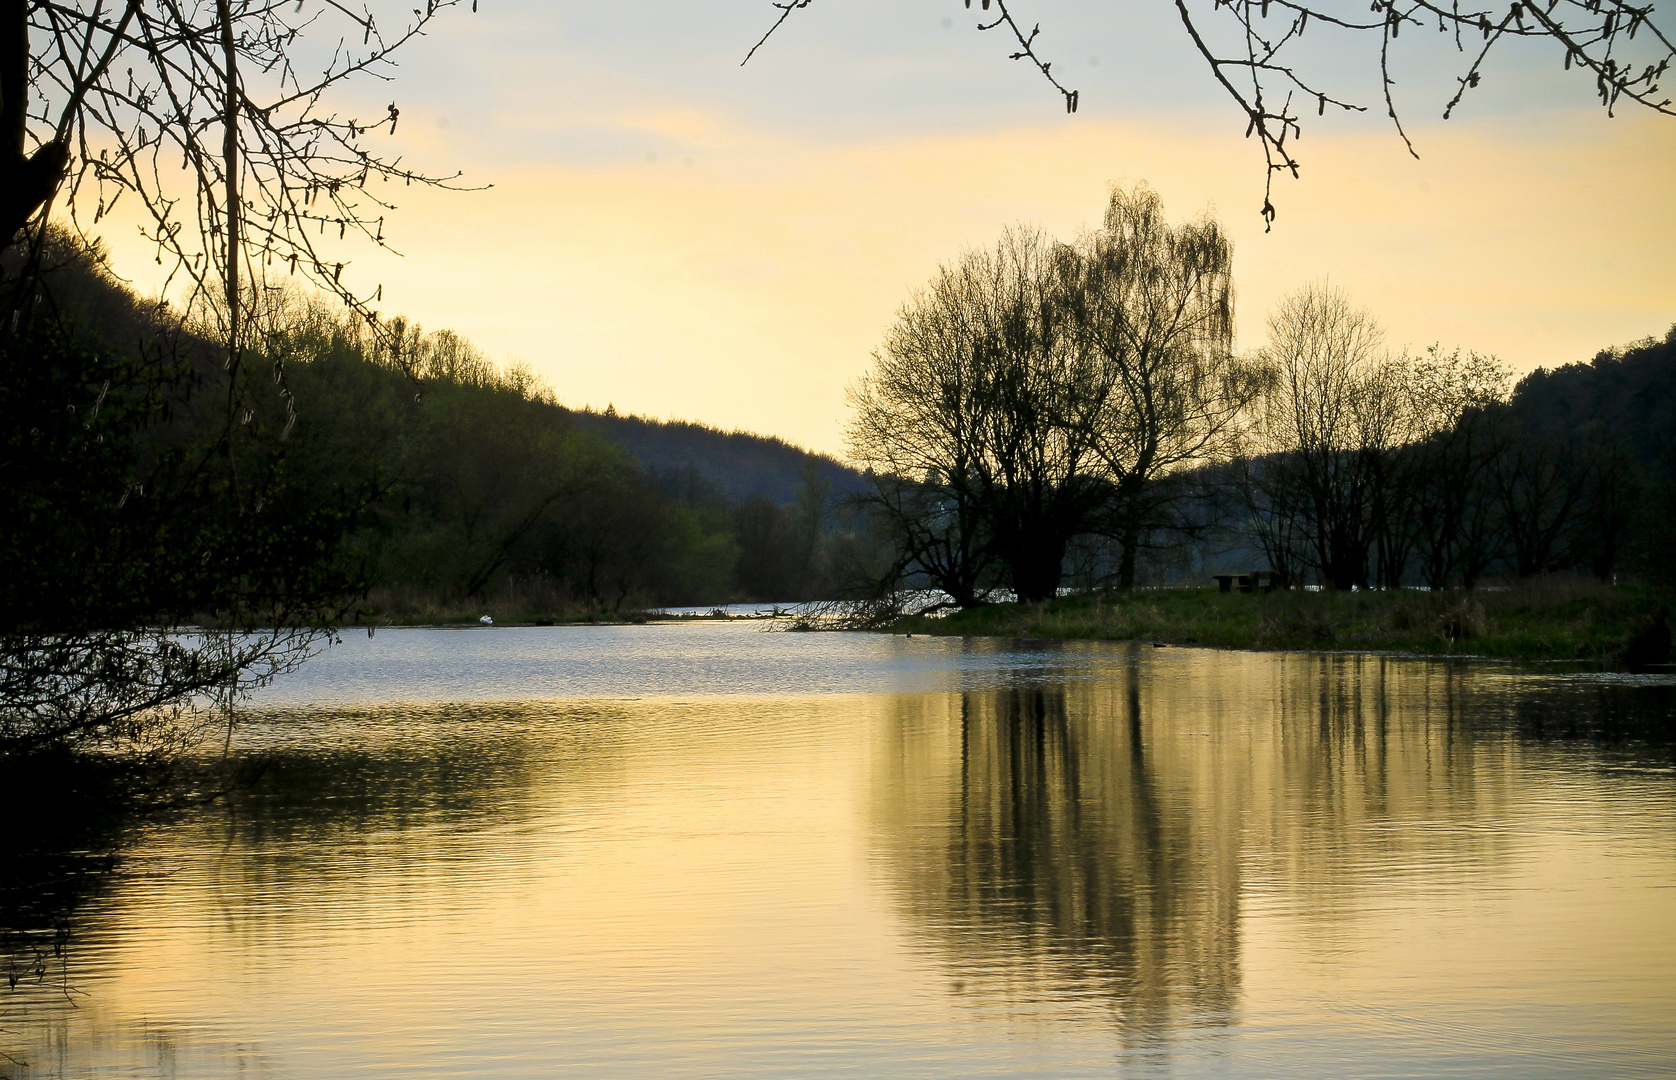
[9,0,484,379]
[748,0,1674,225]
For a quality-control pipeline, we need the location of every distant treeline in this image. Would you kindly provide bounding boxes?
[2,232,876,636]
[846,187,1676,606]
[265,308,868,614]
[1224,325,1676,592]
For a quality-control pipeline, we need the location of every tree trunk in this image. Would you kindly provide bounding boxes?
[1,0,25,156]
[1009,531,1066,603]
[218,0,241,368]
[0,0,67,243]
[1116,524,1139,590]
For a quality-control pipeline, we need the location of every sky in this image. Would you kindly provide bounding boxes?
[94,0,1676,456]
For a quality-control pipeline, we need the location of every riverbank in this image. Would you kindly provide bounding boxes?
[356,584,803,627]
[354,584,670,627]
[889,580,1674,665]
[360,607,653,627]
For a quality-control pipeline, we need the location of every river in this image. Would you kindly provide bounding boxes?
[4,622,1673,1077]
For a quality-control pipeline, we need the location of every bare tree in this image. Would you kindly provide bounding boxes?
[968,230,1109,602]
[3,0,473,367]
[846,236,1012,607]
[749,0,1674,224]
[1403,345,1509,588]
[1248,284,1410,588]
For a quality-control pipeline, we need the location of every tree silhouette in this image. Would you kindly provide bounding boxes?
[1,0,474,366]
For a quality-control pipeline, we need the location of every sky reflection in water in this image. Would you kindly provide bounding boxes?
[6,623,1674,1078]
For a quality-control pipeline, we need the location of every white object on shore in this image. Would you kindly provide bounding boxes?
[480,615,493,625]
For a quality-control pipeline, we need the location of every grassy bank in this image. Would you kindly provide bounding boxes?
[891,579,1674,665]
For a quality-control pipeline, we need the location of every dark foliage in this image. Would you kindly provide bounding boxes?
[262,311,860,613]
[0,235,372,760]
[1504,329,1676,582]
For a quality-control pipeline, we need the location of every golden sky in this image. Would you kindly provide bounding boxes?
[91,2,1676,456]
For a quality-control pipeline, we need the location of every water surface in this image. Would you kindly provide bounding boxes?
[5,623,1673,1077]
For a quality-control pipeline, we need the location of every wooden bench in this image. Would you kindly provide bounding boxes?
[1213,571,1289,594]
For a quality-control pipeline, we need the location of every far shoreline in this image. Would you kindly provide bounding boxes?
[883,581,1674,670]
[330,579,1674,671]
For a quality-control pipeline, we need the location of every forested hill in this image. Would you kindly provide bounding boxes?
[1509,327,1676,465]
[567,409,866,505]
[35,229,867,512]
[10,233,886,617]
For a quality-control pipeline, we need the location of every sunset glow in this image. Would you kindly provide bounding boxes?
[86,2,1675,455]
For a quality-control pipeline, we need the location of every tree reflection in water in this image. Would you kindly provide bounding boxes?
[870,650,1673,1053]
[874,672,1240,1053]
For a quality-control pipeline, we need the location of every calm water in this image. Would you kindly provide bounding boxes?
[5,624,1674,1078]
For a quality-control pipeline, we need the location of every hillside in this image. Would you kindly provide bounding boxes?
[1509,327,1676,466]
[567,408,867,506]
[8,234,881,616]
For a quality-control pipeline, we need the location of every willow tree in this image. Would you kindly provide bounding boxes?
[1058,185,1263,588]
[848,227,1106,604]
